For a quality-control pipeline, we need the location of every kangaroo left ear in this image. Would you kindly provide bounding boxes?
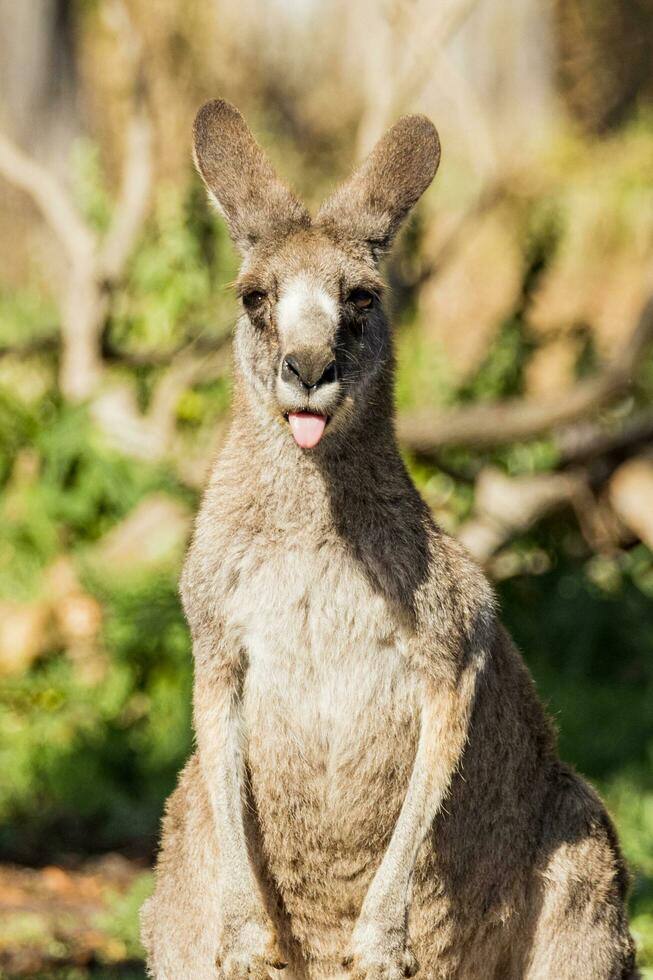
[317,114,440,260]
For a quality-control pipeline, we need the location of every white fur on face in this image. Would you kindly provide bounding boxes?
[276,274,338,346]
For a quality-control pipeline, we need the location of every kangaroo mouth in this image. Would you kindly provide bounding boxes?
[286,412,328,449]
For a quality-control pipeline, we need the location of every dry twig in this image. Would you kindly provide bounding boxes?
[397,296,653,453]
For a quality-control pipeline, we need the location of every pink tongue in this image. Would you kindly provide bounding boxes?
[288,412,327,449]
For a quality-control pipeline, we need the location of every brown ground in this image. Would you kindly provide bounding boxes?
[0,856,149,977]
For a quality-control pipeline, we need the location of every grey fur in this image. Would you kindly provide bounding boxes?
[141,100,638,980]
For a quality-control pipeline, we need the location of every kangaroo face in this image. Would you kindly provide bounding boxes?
[233,230,388,447]
[193,99,440,449]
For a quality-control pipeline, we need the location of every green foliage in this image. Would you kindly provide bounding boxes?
[0,395,191,600]
[0,570,192,861]
[457,316,536,402]
[110,181,237,359]
[0,393,193,859]
[394,324,456,412]
[0,288,58,348]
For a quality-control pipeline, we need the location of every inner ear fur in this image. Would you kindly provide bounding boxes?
[317,114,440,258]
[193,99,310,253]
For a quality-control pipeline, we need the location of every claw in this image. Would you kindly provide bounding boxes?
[341,946,419,979]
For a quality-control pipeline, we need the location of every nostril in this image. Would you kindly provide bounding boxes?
[282,355,306,387]
[283,355,301,378]
[317,360,337,387]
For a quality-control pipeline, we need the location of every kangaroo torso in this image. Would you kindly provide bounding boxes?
[200,430,422,904]
[235,537,419,895]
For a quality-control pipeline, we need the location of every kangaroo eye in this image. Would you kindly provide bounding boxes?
[348,288,374,310]
[242,289,267,310]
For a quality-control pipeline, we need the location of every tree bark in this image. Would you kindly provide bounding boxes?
[0,0,82,178]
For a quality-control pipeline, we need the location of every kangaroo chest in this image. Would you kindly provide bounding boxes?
[222,539,420,878]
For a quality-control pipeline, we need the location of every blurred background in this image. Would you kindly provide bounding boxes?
[0,0,652,975]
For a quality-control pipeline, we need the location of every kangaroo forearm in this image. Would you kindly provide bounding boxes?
[361,657,483,924]
[193,653,261,907]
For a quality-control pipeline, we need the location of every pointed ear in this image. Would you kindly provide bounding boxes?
[317,114,440,259]
[193,100,310,253]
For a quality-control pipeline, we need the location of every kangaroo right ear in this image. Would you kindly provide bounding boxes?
[317,114,440,260]
[193,100,310,254]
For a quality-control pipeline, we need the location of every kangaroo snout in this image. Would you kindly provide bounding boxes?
[281,350,338,391]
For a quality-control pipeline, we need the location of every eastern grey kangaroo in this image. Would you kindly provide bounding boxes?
[141,100,638,979]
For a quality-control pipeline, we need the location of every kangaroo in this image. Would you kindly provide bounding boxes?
[141,100,638,980]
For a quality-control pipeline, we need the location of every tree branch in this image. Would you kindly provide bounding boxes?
[98,0,153,282]
[390,0,482,119]
[0,330,232,370]
[90,332,231,464]
[397,295,653,453]
[355,0,482,160]
[0,131,96,266]
[0,335,59,359]
[145,348,227,449]
[556,410,653,465]
[609,457,653,552]
[99,109,153,282]
[457,467,586,563]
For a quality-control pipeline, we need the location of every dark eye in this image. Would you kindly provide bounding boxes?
[242,289,267,310]
[348,288,374,311]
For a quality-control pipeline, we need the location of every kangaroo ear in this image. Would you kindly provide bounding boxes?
[317,114,440,260]
[193,100,310,253]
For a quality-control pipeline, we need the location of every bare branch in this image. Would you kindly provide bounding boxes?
[0,130,96,266]
[100,109,153,282]
[355,0,482,160]
[391,0,482,114]
[103,332,232,367]
[147,344,231,444]
[0,335,59,359]
[556,410,653,465]
[396,180,507,294]
[90,339,230,464]
[98,0,153,282]
[458,467,585,563]
[0,329,232,372]
[609,457,653,552]
[397,296,653,453]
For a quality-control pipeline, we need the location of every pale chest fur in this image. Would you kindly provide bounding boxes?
[222,536,421,909]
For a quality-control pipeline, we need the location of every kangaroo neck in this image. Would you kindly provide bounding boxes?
[226,378,411,535]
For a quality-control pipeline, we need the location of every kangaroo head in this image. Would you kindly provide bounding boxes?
[193,100,440,450]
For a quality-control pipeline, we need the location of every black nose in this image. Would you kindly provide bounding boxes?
[282,352,337,390]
